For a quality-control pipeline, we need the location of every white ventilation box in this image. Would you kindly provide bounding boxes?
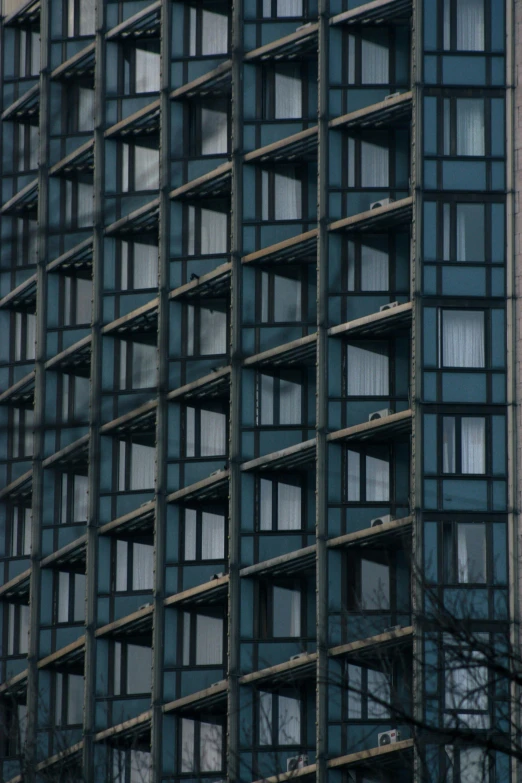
[378,730,400,746]
[287,756,309,772]
[385,91,402,100]
[370,197,394,210]
[368,408,394,422]
[212,571,225,580]
[370,514,394,527]
[380,301,399,312]
[290,652,307,661]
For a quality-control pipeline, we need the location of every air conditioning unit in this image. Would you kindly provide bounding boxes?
[212,572,225,580]
[371,514,394,527]
[290,652,307,662]
[296,21,313,30]
[370,197,395,210]
[380,301,399,312]
[138,602,152,611]
[378,730,400,747]
[384,624,402,633]
[368,408,394,422]
[287,755,309,772]
[385,91,402,100]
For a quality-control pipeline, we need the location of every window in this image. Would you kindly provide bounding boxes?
[115,539,154,591]
[444,98,485,156]
[1,702,27,757]
[119,339,157,390]
[262,0,303,17]
[14,123,39,173]
[55,673,84,726]
[65,0,95,37]
[59,373,90,422]
[9,507,31,557]
[444,746,490,783]
[261,167,302,220]
[347,134,389,188]
[257,372,302,425]
[66,85,95,133]
[12,217,38,268]
[263,65,303,119]
[259,477,302,531]
[10,407,34,458]
[118,440,155,491]
[444,638,489,729]
[346,237,389,292]
[122,45,160,94]
[59,472,88,524]
[190,100,229,155]
[183,508,226,561]
[355,553,390,611]
[187,302,227,355]
[56,571,86,623]
[60,275,92,326]
[442,521,487,584]
[260,270,302,323]
[260,582,302,637]
[443,203,485,262]
[182,610,224,665]
[112,749,152,783]
[187,203,229,255]
[186,404,227,457]
[6,603,29,656]
[347,447,390,502]
[113,642,152,695]
[347,30,390,84]
[119,240,158,290]
[439,310,485,368]
[442,416,486,474]
[15,29,40,78]
[64,180,93,228]
[346,664,391,719]
[259,692,301,745]
[180,717,224,773]
[121,143,159,192]
[443,0,485,51]
[346,343,389,396]
[13,312,36,362]
[188,1,229,56]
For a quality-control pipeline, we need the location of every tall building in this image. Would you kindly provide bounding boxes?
[0,0,518,780]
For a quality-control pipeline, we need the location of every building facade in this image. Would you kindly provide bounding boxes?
[0,0,518,780]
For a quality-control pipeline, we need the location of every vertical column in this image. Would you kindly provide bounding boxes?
[315,0,329,781]
[83,0,104,776]
[25,0,50,775]
[151,0,171,778]
[227,0,243,777]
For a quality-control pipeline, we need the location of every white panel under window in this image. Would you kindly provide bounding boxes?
[274,170,301,220]
[275,69,302,118]
[461,417,486,474]
[201,512,225,559]
[130,443,155,490]
[366,452,389,501]
[135,49,160,93]
[361,35,389,84]
[277,482,301,530]
[200,409,226,456]
[456,0,485,51]
[456,99,485,156]
[200,722,222,772]
[441,310,485,368]
[361,140,389,187]
[278,695,301,744]
[201,108,228,155]
[347,343,389,396]
[201,10,228,55]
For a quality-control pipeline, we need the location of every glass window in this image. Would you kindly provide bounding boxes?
[263,0,303,17]
[189,2,228,56]
[360,556,390,610]
[347,448,390,502]
[259,692,301,745]
[119,339,157,390]
[184,508,226,561]
[187,302,227,355]
[186,405,227,457]
[440,310,485,368]
[7,603,29,655]
[347,238,390,291]
[443,0,485,51]
[9,507,31,557]
[261,270,302,323]
[118,440,155,491]
[115,540,154,591]
[13,312,36,362]
[180,718,223,773]
[55,673,84,727]
[113,642,152,695]
[193,100,229,155]
[347,664,391,719]
[59,473,88,523]
[272,585,301,637]
[444,641,489,729]
[112,749,152,783]
[443,416,486,474]
[120,241,158,290]
[261,167,302,221]
[453,204,485,262]
[259,478,302,531]
[258,372,302,425]
[182,611,224,665]
[347,343,389,396]
[121,143,159,192]
[274,67,302,119]
[57,572,85,623]
[457,523,486,583]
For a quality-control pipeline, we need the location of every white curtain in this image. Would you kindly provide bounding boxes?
[456,99,485,156]
[276,0,303,14]
[456,204,484,262]
[76,277,92,324]
[361,140,389,187]
[133,242,158,289]
[77,182,93,227]
[260,479,272,530]
[366,453,390,501]
[275,69,302,118]
[131,342,157,388]
[279,378,301,424]
[200,307,227,354]
[186,407,196,457]
[361,37,389,84]
[195,613,223,664]
[79,0,95,35]
[200,207,228,254]
[73,474,88,521]
[367,669,391,718]
[442,310,485,367]
[130,443,155,489]
[277,482,301,530]
[201,108,228,155]
[58,572,70,622]
[457,0,485,50]
[134,145,159,190]
[201,511,225,559]
[347,35,356,84]
[200,409,226,456]
[461,417,486,474]
[67,674,84,724]
[458,523,486,583]
[278,695,301,744]
[347,450,361,501]
[260,374,274,425]
[442,417,456,473]
[347,343,389,396]
[132,542,154,590]
[273,274,301,322]
[19,605,29,654]
[259,692,273,745]
[274,170,302,220]
[184,509,197,560]
[201,10,228,55]
[130,751,152,783]
[361,244,389,290]
[135,49,160,93]
[200,722,222,772]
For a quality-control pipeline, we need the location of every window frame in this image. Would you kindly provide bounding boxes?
[260,63,307,120]
[257,475,304,532]
[185,0,230,58]
[256,369,304,427]
[54,570,86,624]
[7,506,32,558]
[258,165,306,222]
[181,505,227,562]
[345,444,393,504]
[180,609,226,667]
[258,690,303,747]
[112,640,152,696]
[113,537,154,593]
[178,716,225,774]
[258,579,304,639]
[183,402,228,459]
[346,549,395,614]
[257,266,306,325]
[116,436,156,492]
[345,662,393,721]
